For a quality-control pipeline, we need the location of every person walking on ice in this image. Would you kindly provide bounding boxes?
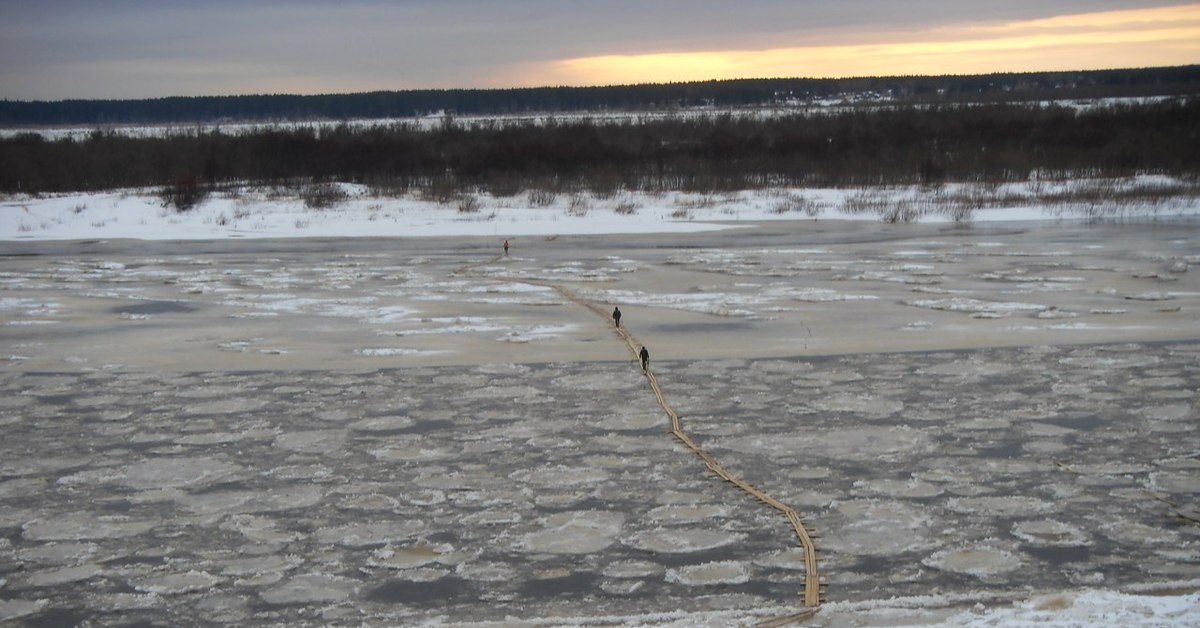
[639,346,649,371]
[503,239,509,255]
[612,306,622,328]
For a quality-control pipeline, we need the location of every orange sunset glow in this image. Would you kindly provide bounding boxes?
[541,4,1200,85]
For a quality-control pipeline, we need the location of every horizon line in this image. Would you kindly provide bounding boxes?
[4,63,1198,105]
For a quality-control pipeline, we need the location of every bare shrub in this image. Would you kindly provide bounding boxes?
[587,168,623,199]
[367,177,410,197]
[567,193,591,216]
[527,188,557,207]
[484,176,523,198]
[670,208,692,220]
[771,193,821,216]
[948,204,974,225]
[676,194,717,210]
[421,177,461,205]
[1029,176,1200,222]
[160,174,209,212]
[880,199,920,223]
[301,182,348,209]
[613,199,639,215]
[457,194,481,213]
[840,190,889,215]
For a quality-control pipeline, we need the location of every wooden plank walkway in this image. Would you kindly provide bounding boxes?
[459,254,823,618]
[549,283,823,611]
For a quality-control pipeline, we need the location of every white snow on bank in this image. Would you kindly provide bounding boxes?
[939,589,1200,627]
[3,176,1198,241]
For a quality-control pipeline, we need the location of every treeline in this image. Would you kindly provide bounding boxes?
[2,100,1198,196]
[2,66,1199,126]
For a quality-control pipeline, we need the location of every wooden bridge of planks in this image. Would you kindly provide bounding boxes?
[458,254,824,619]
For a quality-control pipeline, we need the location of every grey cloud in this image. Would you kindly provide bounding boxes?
[0,0,1193,99]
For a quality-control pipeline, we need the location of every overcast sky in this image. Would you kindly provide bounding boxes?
[2,0,1198,101]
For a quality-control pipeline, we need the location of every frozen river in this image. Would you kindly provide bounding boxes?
[2,219,1198,625]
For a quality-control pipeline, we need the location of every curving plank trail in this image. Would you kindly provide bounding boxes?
[459,254,823,617]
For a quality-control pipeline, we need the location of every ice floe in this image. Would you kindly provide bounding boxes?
[260,573,359,605]
[923,544,1024,578]
[517,511,626,554]
[666,561,751,586]
[626,529,745,554]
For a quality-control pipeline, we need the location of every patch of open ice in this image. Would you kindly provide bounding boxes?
[920,360,1017,379]
[259,573,359,605]
[1125,292,1174,301]
[625,529,744,554]
[822,500,940,557]
[219,515,303,544]
[602,560,665,579]
[923,544,1023,578]
[177,485,324,515]
[945,495,1055,517]
[273,429,347,453]
[370,442,450,463]
[455,561,514,582]
[22,515,156,541]
[592,408,663,432]
[217,554,302,578]
[517,511,626,554]
[779,287,879,302]
[666,561,751,586]
[510,464,610,487]
[355,347,444,357]
[119,456,246,489]
[853,478,945,499]
[717,426,931,462]
[812,393,903,417]
[314,521,427,547]
[369,543,450,569]
[15,542,98,566]
[1149,470,1200,494]
[0,599,48,622]
[600,579,646,595]
[183,397,270,415]
[579,287,761,318]
[905,297,1048,315]
[0,478,45,500]
[498,323,578,343]
[131,570,224,594]
[1066,462,1151,475]
[336,493,400,512]
[646,504,731,524]
[347,415,416,432]
[754,548,809,571]
[1012,520,1091,547]
[20,563,104,587]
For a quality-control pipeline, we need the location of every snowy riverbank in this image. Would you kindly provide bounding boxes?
[4,176,1200,242]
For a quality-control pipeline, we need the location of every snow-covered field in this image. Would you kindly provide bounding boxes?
[2,185,1199,625]
[3,174,1199,243]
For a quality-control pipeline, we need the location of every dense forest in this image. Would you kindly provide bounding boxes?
[3,99,1197,199]
[1,66,1198,126]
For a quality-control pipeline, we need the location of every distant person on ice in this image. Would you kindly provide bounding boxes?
[612,306,621,328]
[639,346,649,371]
[503,239,509,255]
